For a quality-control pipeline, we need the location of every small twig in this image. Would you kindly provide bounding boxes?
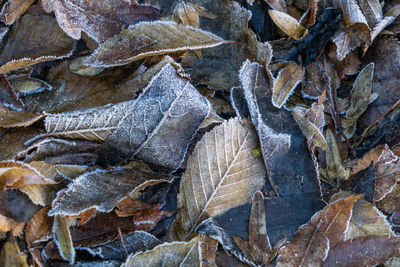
[321,56,356,157]
[118,227,129,257]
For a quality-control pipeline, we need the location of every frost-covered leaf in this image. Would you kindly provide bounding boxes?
[43,0,160,43]
[0,74,24,110]
[173,1,216,28]
[8,76,52,96]
[0,104,45,128]
[276,195,361,266]
[170,118,266,241]
[68,56,105,77]
[268,10,308,40]
[86,21,226,67]
[53,215,74,264]
[272,62,304,108]
[0,0,35,25]
[359,0,383,27]
[0,6,75,74]
[324,235,400,267]
[49,167,171,216]
[350,144,385,175]
[122,237,200,267]
[199,234,218,267]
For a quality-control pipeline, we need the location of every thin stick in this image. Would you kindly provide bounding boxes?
[118,227,129,257]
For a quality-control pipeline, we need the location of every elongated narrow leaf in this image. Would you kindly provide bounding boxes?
[268,10,308,40]
[277,195,361,266]
[86,21,227,67]
[171,118,266,241]
[53,215,74,264]
[272,62,304,108]
[122,237,200,267]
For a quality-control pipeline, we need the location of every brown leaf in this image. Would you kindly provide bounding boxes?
[8,76,52,96]
[199,234,218,267]
[173,1,216,28]
[373,145,400,201]
[350,144,386,175]
[268,10,308,40]
[53,215,75,264]
[323,235,400,267]
[0,189,40,223]
[0,105,45,128]
[68,56,105,77]
[170,118,266,241]
[0,239,29,267]
[359,0,383,27]
[0,74,24,110]
[122,237,200,267]
[86,21,226,67]
[43,0,160,43]
[49,167,171,217]
[0,6,76,74]
[0,0,35,25]
[377,184,400,225]
[265,0,287,13]
[0,160,57,190]
[276,195,361,266]
[332,24,370,60]
[0,215,25,236]
[233,191,271,265]
[25,207,53,245]
[272,62,305,108]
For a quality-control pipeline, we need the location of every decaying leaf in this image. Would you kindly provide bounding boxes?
[276,195,361,266]
[0,160,57,190]
[53,215,75,264]
[0,214,25,236]
[173,1,216,28]
[0,104,46,128]
[68,56,105,77]
[171,118,266,241]
[268,10,308,40]
[199,234,218,267]
[360,0,383,28]
[0,0,35,25]
[324,235,400,267]
[0,6,76,74]
[272,62,305,108]
[25,207,53,245]
[86,21,227,67]
[42,0,160,43]
[350,144,386,175]
[49,167,171,217]
[0,189,40,223]
[0,239,29,267]
[0,74,24,110]
[233,191,271,265]
[122,237,200,267]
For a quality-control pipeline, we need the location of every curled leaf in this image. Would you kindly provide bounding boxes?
[272,62,304,108]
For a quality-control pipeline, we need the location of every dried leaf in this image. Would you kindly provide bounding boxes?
[276,195,361,266]
[171,118,266,241]
[233,191,271,265]
[53,215,75,264]
[86,21,226,67]
[332,24,370,60]
[268,10,308,40]
[173,1,216,28]
[351,144,385,175]
[25,207,53,245]
[8,76,52,96]
[0,74,24,110]
[0,160,57,190]
[376,184,400,225]
[68,56,105,77]
[373,145,400,201]
[265,0,287,13]
[0,6,76,74]
[122,237,200,267]
[0,105,45,128]
[359,0,383,27]
[44,0,160,43]
[0,239,29,267]
[0,0,35,25]
[272,62,305,108]
[0,215,25,236]
[49,167,170,217]
[324,235,400,267]
[0,189,40,223]
[199,234,218,267]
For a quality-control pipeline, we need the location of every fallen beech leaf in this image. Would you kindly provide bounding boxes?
[323,235,400,267]
[373,145,400,201]
[53,215,75,264]
[0,214,25,236]
[0,189,40,223]
[0,160,57,190]
[173,1,216,28]
[276,195,361,266]
[319,129,348,184]
[90,231,161,260]
[8,76,52,96]
[359,0,383,27]
[170,118,266,241]
[272,62,305,108]
[268,10,308,40]
[0,105,45,128]
[233,191,271,265]
[0,6,76,74]
[49,167,171,217]
[332,25,370,60]
[0,239,29,267]
[43,0,160,43]
[331,191,393,241]
[25,207,53,245]
[68,56,105,77]
[122,237,200,267]
[0,0,35,25]
[367,16,397,52]
[0,74,24,110]
[350,144,386,175]
[199,234,218,267]
[86,21,226,67]
[376,184,400,225]
[303,60,340,99]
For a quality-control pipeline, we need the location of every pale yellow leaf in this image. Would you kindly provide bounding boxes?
[268,10,308,40]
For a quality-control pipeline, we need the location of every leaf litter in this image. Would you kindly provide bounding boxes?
[0,0,399,266]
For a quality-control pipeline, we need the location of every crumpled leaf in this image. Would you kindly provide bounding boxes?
[373,145,400,201]
[0,104,45,128]
[0,160,57,190]
[49,167,171,217]
[268,10,308,40]
[170,118,266,241]
[53,215,75,264]
[324,235,400,267]
[0,215,25,236]
[86,21,227,67]
[42,0,160,43]
[0,6,76,74]
[172,1,216,28]
[272,62,305,108]
[122,237,200,267]
[233,191,272,265]
[0,0,35,25]
[341,63,378,137]
[276,195,361,267]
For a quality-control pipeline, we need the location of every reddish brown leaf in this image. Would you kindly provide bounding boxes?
[25,207,53,245]
[0,0,35,25]
[199,234,218,267]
